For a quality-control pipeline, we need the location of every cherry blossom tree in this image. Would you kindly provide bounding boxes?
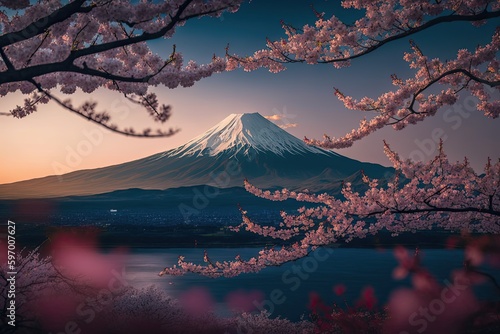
[160,142,499,278]
[0,246,91,332]
[0,241,315,333]
[159,1,500,278]
[157,2,500,328]
[227,0,500,148]
[0,0,243,137]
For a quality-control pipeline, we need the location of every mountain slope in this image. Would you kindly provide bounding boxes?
[0,113,391,199]
[166,112,330,157]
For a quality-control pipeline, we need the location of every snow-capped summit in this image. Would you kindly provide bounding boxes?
[0,113,391,199]
[164,113,328,158]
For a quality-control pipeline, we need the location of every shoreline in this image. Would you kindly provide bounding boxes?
[3,223,489,250]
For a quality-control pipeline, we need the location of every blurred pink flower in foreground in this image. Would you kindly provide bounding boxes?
[333,284,346,296]
[179,287,215,316]
[356,286,377,310]
[385,246,481,334]
[225,289,264,313]
[49,230,128,288]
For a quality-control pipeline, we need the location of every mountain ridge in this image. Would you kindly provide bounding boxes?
[0,113,392,199]
[162,113,332,158]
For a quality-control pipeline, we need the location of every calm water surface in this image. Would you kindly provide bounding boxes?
[122,247,500,321]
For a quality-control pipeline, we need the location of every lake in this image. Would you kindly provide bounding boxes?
[121,247,500,321]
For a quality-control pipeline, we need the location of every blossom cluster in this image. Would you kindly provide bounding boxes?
[0,235,314,333]
[227,0,500,148]
[0,0,243,135]
[161,142,499,277]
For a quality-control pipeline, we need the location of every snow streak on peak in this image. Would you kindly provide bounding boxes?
[166,113,329,157]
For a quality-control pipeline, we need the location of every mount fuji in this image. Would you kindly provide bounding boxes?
[0,113,391,199]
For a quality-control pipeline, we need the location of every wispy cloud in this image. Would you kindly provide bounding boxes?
[279,123,298,129]
[264,114,284,121]
[265,108,299,129]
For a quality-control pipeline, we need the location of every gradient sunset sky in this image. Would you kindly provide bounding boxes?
[0,0,499,184]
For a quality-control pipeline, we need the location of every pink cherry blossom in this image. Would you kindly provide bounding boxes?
[227,0,500,148]
[161,142,499,277]
[0,0,244,136]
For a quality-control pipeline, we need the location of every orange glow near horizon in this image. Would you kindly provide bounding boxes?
[0,80,296,184]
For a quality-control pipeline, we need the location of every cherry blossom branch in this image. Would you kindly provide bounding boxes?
[0,1,232,84]
[0,45,14,70]
[65,0,194,61]
[0,0,29,10]
[305,28,500,149]
[161,142,499,277]
[406,68,500,114]
[228,2,499,68]
[240,9,500,66]
[0,0,91,48]
[364,206,499,217]
[159,245,313,278]
[28,79,178,138]
[227,0,500,148]
[0,0,243,136]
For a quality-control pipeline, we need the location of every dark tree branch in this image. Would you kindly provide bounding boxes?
[0,0,237,138]
[408,68,500,114]
[0,1,230,86]
[262,9,500,64]
[28,79,179,138]
[0,46,14,70]
[25,30,51,66]
[362,205,499,217]
[0,0,91,48]
[67,0,193,60]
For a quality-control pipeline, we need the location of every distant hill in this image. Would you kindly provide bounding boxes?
[0,113,392,199]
